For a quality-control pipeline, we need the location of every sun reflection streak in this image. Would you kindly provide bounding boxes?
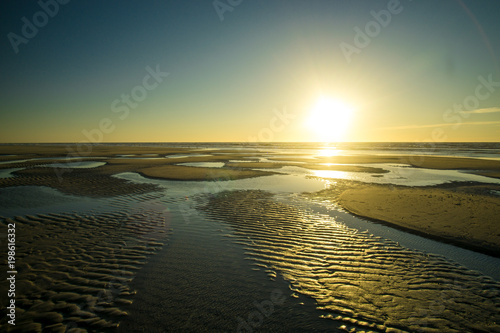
[311,170,350,179]
[317,148,341,158]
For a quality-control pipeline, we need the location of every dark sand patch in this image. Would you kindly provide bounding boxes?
[106,154,257,165]
[471,171,500,179]
[0,145,267,160]
[0,167,159,197]
[0,198,169,332]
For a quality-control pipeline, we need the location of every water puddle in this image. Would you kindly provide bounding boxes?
[0,186,97,217]
[299,163,500,186]
[114,172,329,195]
[0,168,24,178]
[44,161,106,168]
[0,159,30,165]
[114,170,500,279]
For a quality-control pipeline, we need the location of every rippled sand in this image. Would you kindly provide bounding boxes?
[202,190,500,332]
[0,192,170,332]
[1,145,500,332]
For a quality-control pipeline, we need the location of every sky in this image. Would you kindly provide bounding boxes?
[1,0,499,143]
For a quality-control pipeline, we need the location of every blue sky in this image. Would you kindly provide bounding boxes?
[1,0,499,142]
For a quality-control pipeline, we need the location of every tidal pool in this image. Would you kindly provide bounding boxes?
[44,161,106,168]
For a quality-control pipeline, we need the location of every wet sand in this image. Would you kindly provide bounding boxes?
[311,180,500,257]
[225,161,389,174]
[1,145,499,250]
[138,164,275,181]
[0,166,159,197]
[1,144,500,331]
[117,204,336,332]
[0,146,276,196]
[303,163,388,174]
[203,190,500,332]
[473,171,500,179]
[0,192,169,332]
[1,145,499,252]
[270,154,500,179]
[225,161,290,169]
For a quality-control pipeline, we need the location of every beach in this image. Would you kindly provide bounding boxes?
[1,143,499,332]
[5,0,500,331]
[313,180,500,257]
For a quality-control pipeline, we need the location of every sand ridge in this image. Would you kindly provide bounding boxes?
[270,154,500,179]
[0,191,171,332]
[309,180,500,257]
[202,190,500,332]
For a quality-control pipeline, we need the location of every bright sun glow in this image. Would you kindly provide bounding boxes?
[307,97,354,142]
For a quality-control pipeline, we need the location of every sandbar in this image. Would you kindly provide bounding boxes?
[138,165,275,181]
[270,154,500,179]
[313,181,500,257]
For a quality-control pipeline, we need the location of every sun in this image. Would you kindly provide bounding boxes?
[306,96,354,142]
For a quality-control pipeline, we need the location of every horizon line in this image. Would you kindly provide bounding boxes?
[0,141,499,145]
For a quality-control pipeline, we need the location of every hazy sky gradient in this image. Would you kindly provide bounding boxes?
[1,0,499,142]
